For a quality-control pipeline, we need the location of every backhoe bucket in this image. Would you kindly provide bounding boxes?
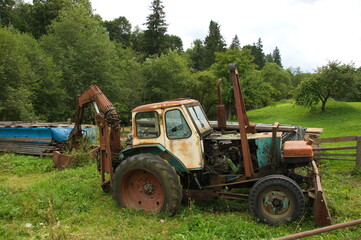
[52,147,99,170]
[53,151,73,170]
[309,160,332,226]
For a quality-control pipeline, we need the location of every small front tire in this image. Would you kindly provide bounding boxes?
[249,175,305,225]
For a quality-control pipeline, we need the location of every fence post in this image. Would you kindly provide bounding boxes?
[357,136,361,169]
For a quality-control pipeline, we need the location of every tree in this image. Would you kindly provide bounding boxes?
[21,33,66,121]
[143,0,167,56]
[41,4,123,116]
[261,62,292,100]
[350,67,361,101]
[243,38,265,70]
[230,34,241,50]
[31,0,91,38]
[295,61,358,111]
[287,67,310,88]
[186,39,205,71]
[103,16,132,48]
[183,70,217,115]
[265,53,273,63]
[5,1,33,33]
[0,28,64,121]
[0,0,15,26]
[141,51,192,103]
[211,48,271,118]
[272,46,282,68]
[114,46,145,123]
[0,28,35,120]
[203,20,226,68]
[164,34,183,52]
[241,70,274,110]
[255,38,266,69]
[130,25,145,54]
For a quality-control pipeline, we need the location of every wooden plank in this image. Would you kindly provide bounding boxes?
[357,136,361,168]
[0,137,52,143]
[315,135,358,144]
[0,142,55,155]
[209,121,323,134]
[315,153,357,157]
[314,153,357,157]
[306,128,324,134]
[315,157,355,161]
[313,146,356,151]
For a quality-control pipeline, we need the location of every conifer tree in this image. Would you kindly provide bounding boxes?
[254,38,266,69]
[272,46,283,68]
[242,38,265,70]
[230,34,241,50]
[143,0,167,56]
[203,20,226,68]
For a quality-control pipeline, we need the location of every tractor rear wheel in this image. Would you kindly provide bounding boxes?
[249,175,305,225]
[113,153,182,214]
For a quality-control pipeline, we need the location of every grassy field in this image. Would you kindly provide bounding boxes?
[1,101,361,239]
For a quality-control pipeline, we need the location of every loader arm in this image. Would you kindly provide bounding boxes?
[67,85,123,191]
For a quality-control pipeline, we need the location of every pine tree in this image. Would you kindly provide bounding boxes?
[254,38,266,69]
[230,34,241,50]
[272,46,283,68]
[203,20,226,68]
[143,0,167,56]
[242,38,265,70]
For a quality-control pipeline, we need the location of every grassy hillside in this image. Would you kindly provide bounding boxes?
[247,100,361,137]
[1,101,360,239]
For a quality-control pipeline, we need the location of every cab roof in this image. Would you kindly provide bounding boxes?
[132,99,199,112]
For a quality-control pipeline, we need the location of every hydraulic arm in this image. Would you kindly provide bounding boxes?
[59,85,123,190]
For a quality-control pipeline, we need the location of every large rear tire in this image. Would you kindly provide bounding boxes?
[249,175,305,225]
[113,153,182,214]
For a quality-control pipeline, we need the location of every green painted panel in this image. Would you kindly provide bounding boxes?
[255,137,281,168]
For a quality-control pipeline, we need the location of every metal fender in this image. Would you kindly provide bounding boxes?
[122,144,189,172]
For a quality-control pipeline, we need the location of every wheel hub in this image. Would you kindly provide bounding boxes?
[272,198,282,207]
[264,190,290,215]
[120,168,165,211]
[143,182,156,196]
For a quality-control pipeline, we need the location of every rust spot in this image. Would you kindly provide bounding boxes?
[132,99,199,112]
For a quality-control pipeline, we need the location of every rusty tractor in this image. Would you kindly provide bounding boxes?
[54,64,331,226]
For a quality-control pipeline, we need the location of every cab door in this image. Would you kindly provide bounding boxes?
[163,107,204,170]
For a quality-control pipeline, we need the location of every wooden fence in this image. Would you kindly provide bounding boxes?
[313,135,361,168]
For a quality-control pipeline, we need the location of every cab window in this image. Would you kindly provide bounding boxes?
[188,105,212,134]
[135,111,160,139]
[165,109,191,139]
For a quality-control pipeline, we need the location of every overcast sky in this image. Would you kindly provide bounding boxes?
[90,0,360,72]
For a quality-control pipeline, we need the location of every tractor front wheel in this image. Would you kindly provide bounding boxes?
[249,175,305,225]
[113,153,182,214]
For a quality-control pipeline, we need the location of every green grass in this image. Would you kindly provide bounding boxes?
[247,99,361,137]
[1,101,361,239]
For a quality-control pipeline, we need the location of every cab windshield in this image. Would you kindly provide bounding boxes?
[187,105,212,135]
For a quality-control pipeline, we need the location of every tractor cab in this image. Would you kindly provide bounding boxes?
[131,99,212,170]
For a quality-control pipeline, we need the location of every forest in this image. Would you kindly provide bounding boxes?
[0,0,360,123]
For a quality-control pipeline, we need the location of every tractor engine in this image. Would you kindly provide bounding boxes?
[204,141,244,174]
